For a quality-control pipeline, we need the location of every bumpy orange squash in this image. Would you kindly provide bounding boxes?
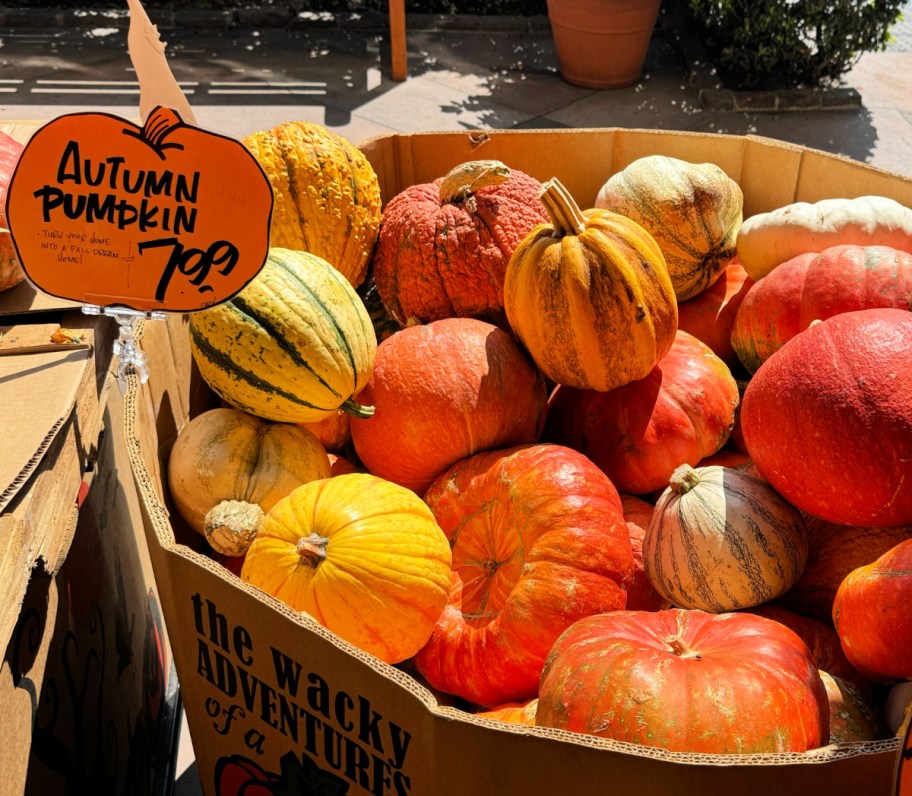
[243,122,381,287]
[504,178,677,392]
[241,473,452,665]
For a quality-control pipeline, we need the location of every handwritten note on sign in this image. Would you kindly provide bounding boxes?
[5,107,273,312]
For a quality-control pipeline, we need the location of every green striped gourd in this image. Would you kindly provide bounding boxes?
[595,155,743,302]
[189,248,377,424]
[643,464,808,612]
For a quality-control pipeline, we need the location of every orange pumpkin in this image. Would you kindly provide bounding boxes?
[300,408,351,452]
[167,407,330,556]
[476,699,538,727]
[241,473,452,664]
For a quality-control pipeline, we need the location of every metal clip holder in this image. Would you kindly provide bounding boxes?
[82,304,167,391]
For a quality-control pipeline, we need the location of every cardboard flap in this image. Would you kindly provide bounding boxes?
[0,324,93,511]
[0,281,81,318]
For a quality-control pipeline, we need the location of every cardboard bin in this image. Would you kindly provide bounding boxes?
[126,128,912,796]
[0,124,180,796]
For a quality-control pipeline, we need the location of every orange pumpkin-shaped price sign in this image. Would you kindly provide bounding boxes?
[5,106,273,312]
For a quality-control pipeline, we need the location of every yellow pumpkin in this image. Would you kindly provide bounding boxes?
[243,121,382,288]
[504,177,678,392]
[167,407,331,556]
[241,473,452,664]
[595,155,744,301]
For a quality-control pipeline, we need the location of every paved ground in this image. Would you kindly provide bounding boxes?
[0,9,909,796]
[0,9,910,178]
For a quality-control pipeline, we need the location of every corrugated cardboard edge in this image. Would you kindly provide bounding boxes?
[124,129,912,795]
[357,127,912,215]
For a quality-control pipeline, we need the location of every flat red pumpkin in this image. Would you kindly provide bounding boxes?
[536,608,829,754]
[415,443,633,707]
[545,330,738,495]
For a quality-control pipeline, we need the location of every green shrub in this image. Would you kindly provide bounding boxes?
[683,0,905,90]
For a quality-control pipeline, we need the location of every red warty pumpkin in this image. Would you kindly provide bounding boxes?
[741,308,912,527]
[732,244,912,373]
[372,160,548,326]
[349,317,547,494]
[545,330,738,495]
[536,608,829,754]
[415,443,634,708]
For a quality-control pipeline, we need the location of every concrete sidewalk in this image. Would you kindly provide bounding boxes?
[0,10,910,178]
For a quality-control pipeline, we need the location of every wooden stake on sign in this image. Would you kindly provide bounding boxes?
[126,0,197,125]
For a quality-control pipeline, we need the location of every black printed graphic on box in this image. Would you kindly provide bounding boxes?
[191,593,413,796]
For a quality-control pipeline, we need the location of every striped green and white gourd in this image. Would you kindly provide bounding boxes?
[189,247,377,424]
[595,155,743,302]
[643,464,808,613]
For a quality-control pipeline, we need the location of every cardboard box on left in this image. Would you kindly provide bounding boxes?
[0,122,180,796]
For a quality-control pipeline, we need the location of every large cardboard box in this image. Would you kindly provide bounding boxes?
[127,128,911,796]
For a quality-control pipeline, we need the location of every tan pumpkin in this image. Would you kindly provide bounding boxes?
[241,473,452,664]
[736,195,912,280]
[643,464,808,612]
[595,155,744,301]
[167,407,331,556]
[242,122,382,287]
[504,177,677,392]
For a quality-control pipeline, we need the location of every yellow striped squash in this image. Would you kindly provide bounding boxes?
[504,177,678,392]
[242,121,381,288]
[595,155,743,301]
[189,248,377,424]
[643,464,809,613]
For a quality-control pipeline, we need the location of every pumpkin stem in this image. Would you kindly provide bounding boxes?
[341,397,375,419]
[297,532,329,567]
[669,464,702,495]
[438,160,511,211]
[138,106,184,153]
[538,177,587,237]
[204,499,265,557]
[668,636,701,659]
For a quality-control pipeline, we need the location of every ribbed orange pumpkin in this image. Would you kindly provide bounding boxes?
[349,317,547,494]
[731,245,912,373]
[0,130,25,292]
[620,495,667,612]
[476,699,538,727]
[242,122,381,287]
[544,330,738,495]
[299,408,351,452]
[504,177,677,392]
[241,473,452,664]
[167,407,331,556]
[676,257,753,369]
[595,155,744,301]
[372,160,549,326]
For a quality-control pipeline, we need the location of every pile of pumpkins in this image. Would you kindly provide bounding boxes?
[165,120,912,756]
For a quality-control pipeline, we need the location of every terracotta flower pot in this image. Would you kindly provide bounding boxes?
[547,0,662,89]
